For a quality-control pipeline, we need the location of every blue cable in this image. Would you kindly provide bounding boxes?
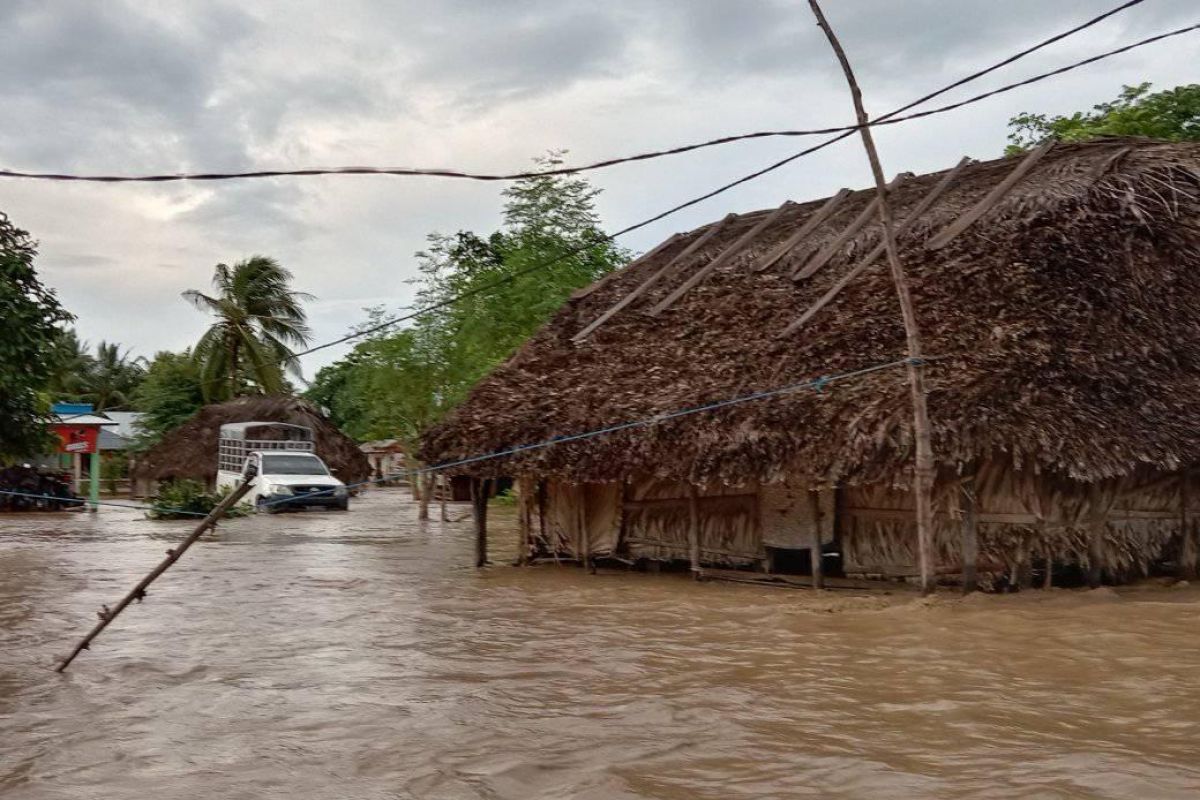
[3,356,923,515]
[264,355,922,507]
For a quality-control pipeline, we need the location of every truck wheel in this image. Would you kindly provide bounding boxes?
[256,497,277,515]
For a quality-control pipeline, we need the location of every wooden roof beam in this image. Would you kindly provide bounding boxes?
[779,156,971,337]
[570,233,682,301]
[649,200,796,316]
[925,140,1054,251]
[752,188,852,273]
[792,173,909,281]
[572,214,736,343]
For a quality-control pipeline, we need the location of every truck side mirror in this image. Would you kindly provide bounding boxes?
[242,459,258,480]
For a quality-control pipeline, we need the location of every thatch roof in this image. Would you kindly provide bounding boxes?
[132,395,371,485]
[421,139,1200,487]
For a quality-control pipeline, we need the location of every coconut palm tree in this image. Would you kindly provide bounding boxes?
[46,329,95,401]
[183,256,314,401]
[86,341,146,411]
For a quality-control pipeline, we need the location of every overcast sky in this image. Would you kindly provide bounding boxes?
[1,0,1196,378]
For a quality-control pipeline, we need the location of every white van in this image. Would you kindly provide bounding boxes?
[215,421,349,512]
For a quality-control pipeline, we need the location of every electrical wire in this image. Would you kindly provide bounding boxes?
[0,2,1181,186]
[0,355,918,515]
[292,18,1195,358]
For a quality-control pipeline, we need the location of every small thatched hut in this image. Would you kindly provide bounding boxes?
[421,138,1200,590]
[132,395,370,493]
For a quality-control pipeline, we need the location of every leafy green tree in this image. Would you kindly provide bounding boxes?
[183,256,314,401]
[411,151,629,399]
[1007,83,1200,154]
[0,212,73,459]
[130,350,206,446]
[308,152,628,445]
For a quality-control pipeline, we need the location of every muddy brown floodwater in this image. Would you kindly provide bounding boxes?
[3,489,1200,799]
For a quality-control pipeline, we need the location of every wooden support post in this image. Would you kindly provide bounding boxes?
[472,478,490,568]
[808,491,825,590]
[961,479,978,594]
[618,480,630,557]
[807,0,937,595]
[516,477,531,566]
[579,486,593,573]
[1180,476,1196,581]
[537,480,548,557]
[56,476,255,671]
[1086,485,1106,589]
[688,485,701,578]
[1039,520,1053,590]
[1016,533,1033,591]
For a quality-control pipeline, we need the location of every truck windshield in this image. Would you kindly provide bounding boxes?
[260,454,330,476]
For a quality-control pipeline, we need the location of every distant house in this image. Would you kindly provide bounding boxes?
[422,139,1200,589]
[97,411,145,452]
[130,395,370,497]
[359,439,407,482]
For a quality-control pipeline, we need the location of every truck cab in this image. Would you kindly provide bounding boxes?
[240,450,348,511]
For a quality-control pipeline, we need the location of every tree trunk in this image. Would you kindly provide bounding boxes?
[439,474,448,522]
[418,471,433,521]
[229,333,240,399]
[406,453,421,502]
[806,0,937,595]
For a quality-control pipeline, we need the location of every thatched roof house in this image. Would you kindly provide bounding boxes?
[422,139,1200,589]
[133,395,370,488]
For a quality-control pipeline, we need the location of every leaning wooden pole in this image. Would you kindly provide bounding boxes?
[56,477,255,672]
[806,0,937,595]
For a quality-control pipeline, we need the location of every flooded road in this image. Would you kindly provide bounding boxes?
[2,488,1200,799]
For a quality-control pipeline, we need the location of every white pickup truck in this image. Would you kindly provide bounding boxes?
[241,451,349,512]
[214,421,349,512]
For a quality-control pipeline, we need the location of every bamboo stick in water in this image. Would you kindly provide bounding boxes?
[56,477,255,672]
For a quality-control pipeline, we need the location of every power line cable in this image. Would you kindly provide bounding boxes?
[0,355,920,515]
[0,2,1180,186]
[293,17,1192,359]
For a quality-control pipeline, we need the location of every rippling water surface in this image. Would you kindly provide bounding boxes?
[2,489,1200,799]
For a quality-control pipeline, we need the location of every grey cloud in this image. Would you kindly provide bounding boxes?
[1,0,1196,369]
[404,6,631,107]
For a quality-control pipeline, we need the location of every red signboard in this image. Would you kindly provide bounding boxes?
[53,424,100,455]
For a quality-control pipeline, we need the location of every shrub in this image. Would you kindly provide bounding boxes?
[147,479,250,520]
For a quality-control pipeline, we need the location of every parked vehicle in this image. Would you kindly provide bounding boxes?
[214,422,349,512]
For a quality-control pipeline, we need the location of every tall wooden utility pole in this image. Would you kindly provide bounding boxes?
[806,0,937,594]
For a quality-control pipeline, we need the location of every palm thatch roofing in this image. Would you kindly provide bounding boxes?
[132,395,371,485]
[421,139,1200,488]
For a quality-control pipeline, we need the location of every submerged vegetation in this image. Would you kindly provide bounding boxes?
[147,479,251,520]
